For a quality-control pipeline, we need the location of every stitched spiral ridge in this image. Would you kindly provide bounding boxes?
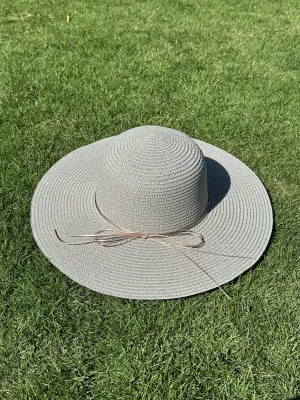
[96,126,208,233]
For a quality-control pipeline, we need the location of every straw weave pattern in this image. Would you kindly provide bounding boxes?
[30,126,273,299]
[96,126,208,233]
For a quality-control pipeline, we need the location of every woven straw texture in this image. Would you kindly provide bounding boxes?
[96,126,208,233]
[31,126,273,300]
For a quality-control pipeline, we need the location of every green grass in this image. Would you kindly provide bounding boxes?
[0,0,299,398]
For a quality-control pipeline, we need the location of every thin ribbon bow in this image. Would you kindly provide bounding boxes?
[55,194,252,299]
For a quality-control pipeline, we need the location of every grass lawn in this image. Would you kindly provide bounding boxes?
[0,0,299,398]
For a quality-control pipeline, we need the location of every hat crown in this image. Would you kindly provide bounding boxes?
[96,126,208,233]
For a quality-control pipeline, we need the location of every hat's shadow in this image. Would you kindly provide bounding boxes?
[205,157,231,213]
[182,158,276,301]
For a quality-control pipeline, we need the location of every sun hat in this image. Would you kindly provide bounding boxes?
[31,125,273,300]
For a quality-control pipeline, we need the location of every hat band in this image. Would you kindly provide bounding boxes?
[54,194,253,299]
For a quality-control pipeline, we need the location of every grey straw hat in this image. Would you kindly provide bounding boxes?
[31,126,273,299]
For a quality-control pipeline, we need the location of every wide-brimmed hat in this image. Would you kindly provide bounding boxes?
[31,126,273,299]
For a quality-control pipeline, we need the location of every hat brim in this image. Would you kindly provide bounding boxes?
[31,137,273,299]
